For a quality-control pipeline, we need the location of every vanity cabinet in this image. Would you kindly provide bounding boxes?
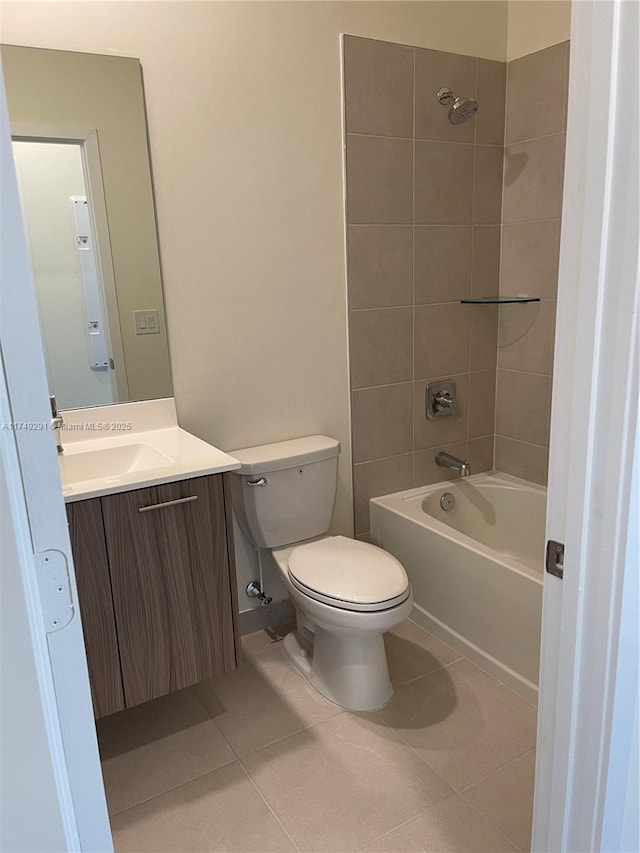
[67,474,240,717]
[67,499,125,718]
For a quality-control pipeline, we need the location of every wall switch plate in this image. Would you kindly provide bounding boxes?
[134,309,160,335]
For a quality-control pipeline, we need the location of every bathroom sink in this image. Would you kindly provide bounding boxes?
[56,400,241,501]
[59,443,174,487]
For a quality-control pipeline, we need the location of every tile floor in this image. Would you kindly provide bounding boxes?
[98,619,537,852]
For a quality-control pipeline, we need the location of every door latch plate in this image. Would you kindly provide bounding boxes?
[546,540,565,579]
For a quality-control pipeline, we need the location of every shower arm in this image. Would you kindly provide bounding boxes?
[436,87,456,105]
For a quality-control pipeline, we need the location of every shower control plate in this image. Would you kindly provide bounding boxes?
[425,380,458,420]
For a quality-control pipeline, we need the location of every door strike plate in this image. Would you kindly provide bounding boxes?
[546,540,565,579]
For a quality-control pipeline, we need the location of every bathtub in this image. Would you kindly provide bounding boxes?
[370,473,545,704]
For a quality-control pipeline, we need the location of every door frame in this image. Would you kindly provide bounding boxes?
[12,122,130,402]
[532,0,639,850]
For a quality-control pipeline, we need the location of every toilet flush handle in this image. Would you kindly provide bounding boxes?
[246,477,267,487]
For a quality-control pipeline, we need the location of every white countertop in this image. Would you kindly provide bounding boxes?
[58,399,240,502]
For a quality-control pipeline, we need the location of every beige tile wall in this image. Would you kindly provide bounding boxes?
[496,41,570,485]
[344,36,505,537]
[345,36,570,532]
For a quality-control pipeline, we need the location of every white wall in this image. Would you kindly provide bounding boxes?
[2,2,508,560]
[507,0,571,59]
[13,141,114,409]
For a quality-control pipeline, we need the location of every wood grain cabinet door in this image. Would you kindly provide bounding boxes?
[102,475,238,707]
[66,499,125,718]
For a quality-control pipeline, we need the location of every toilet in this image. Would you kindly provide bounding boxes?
[230,435,412,711]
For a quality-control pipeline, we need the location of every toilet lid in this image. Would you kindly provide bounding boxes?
[288,535,409,612]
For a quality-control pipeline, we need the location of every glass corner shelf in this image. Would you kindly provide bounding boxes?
[461,295,541,304]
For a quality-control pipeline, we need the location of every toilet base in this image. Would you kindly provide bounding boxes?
[283,627,394,712]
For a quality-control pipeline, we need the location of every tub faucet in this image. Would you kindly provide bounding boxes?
[435,451,471,478]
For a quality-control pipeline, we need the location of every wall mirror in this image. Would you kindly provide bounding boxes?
[1,44,172,410]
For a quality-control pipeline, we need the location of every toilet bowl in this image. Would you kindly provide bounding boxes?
[272,536,413,711]
[229,435,413,711]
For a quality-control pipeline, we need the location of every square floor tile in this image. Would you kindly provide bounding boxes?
[241,629,281,657]
[193,645,341,756]
[362,793,516,851]
[385,620,462,688]
[380,660,537,790]
[462,750,535,850]
[110,761,295,852]
[97,689,235,815]
[244,713,453,852]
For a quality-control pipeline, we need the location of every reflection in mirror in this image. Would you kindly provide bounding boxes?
[1,44,173,409]
[13,140,121,409]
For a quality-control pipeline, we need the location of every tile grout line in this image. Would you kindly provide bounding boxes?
[347,129,505,148]
[103,750,238,821]
[388,714,536,802]
[194,699,304,851]
[494,432,551,451]
[497,364,556,378]
[354,434,498,470]
[455,789,522,851]
[495,56,510,470]
[353,795,459,853]
[505,128,567,147]
[494,62,507,469]
[353,370,500,393]
[496,215,562,226]
[455,747,537,850]
[365,707,458,802]
[443,655,539,709]
[188,664,314,852]
[411,46,417,487]
[380,649,538,789]
[235,760,302,853]
[465,56,479,464]
[457,746,537,796]
[197,648,345,761]
[347,131,504,148]
[349,218,560,227]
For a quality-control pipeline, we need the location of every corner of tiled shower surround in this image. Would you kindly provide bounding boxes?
[343,35,570,536]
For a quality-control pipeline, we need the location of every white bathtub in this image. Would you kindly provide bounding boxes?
[370,473,545,704]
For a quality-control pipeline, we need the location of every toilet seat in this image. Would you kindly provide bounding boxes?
[287,535,410,613]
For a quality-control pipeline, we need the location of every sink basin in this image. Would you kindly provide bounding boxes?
[59,443,174,486]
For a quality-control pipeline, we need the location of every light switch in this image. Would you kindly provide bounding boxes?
[134,309,160,335]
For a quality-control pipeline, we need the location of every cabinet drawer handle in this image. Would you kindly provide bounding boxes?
[138,495,198,513]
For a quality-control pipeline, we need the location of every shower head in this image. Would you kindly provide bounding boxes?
[436,87,479,125]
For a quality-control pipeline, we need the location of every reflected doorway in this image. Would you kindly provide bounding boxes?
[13,139,121,409]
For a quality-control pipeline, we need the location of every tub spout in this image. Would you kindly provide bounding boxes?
[435,451,471,478]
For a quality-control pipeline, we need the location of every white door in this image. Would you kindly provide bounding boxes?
[533,0,639,850]
[0,69,113,851]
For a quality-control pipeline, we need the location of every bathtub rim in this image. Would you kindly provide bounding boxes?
[370,471,546,583]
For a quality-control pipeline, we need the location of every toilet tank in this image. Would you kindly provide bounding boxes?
[229,435,340,549]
